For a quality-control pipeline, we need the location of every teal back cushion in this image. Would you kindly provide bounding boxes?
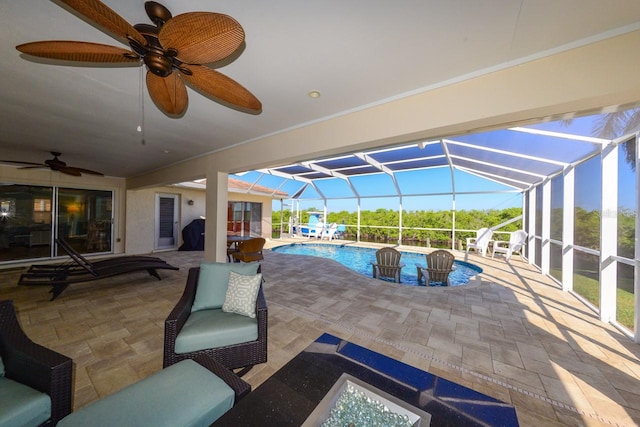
[191,262,260,312]
[0,352,4,377]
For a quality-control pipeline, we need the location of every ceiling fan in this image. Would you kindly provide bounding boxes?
[16,0,261,117]
[0,152,104,176]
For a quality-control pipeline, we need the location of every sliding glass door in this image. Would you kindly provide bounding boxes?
[227,201,262,236]
[0,184,53,262]
[0,184,113,263]
[57,188,113,255]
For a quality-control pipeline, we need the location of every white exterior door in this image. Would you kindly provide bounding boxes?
[155,194,179,250]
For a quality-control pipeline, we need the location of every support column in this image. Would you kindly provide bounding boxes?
[356,199,361,242]
[634,135,640,342]
[528,187,537,265]
[541,179,551,275]
[600,143,618,322]
[204,170,228,262]
[562,167,575,292]
[451,197,456,251]
[398,197,403,246]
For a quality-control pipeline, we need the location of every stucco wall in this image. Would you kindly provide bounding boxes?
[125,186,273,254]
[0,167,274,258]
[125,186,207,254]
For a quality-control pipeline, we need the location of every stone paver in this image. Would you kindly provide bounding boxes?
[0,239,638,426]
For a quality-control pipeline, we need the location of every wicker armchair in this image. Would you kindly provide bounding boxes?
[230,238,266,263]
[163,267,268,372]
[370,247,405,283]
[0,300,73,426]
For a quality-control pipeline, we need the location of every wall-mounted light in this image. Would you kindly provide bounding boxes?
[187,200,194,206]
[66,203,81,214]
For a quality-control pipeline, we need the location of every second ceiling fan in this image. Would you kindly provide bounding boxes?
[16,0,261,117]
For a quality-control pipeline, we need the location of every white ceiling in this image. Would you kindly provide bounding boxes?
[1,0,640,178]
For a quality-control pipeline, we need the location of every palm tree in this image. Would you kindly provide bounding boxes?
[566,107,640,170]
[595,108,639,169]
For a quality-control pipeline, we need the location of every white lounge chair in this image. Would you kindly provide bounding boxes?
[465,227,493,257]
[492,230,527,261]
[321,223,338,240]
[308,221,324,239]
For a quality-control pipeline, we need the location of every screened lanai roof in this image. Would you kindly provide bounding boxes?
[228,108,638,201]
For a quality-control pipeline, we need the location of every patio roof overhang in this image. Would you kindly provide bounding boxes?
[229,110,627,203]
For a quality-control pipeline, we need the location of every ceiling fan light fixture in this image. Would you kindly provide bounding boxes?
[144,53,173,77]
[145,1,172,27]
[15,0,261,117]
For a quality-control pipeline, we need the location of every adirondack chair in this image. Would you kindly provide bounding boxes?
[416,250,455,286]
[371,247,405,283]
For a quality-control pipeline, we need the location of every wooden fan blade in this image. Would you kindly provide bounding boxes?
[17,41,139,63]
[62,166,103,176]
[158,12,244,64]
[181,65,261,113]
[0,160,46,167]
[58,0,146,46]
[146,71,188,116]
[55,167,82,177]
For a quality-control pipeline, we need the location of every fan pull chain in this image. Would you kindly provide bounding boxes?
[138,62,146,145]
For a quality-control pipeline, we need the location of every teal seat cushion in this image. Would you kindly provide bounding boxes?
[191,262,260,312]
[58,359,234,427]
[0,377,51,427]
[175,309,258,354]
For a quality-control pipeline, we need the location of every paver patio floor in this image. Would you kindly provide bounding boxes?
[1,239,638,426]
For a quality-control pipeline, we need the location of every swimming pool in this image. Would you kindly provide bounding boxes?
[271,243,482,286]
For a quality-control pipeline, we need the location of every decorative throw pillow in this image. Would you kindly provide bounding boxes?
[222,271,262,318]
[192,261,260,312]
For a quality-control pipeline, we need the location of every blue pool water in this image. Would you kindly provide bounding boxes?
[271,243,482,286]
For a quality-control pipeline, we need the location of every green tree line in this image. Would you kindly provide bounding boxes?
[551,207,636,257]
[272,207,524,245]
[273,205,634,255]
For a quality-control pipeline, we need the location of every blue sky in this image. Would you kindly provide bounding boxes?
[233,109,638,215]
[267,168,524,213]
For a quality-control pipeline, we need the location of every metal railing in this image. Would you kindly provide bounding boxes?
[272,223,513,250]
